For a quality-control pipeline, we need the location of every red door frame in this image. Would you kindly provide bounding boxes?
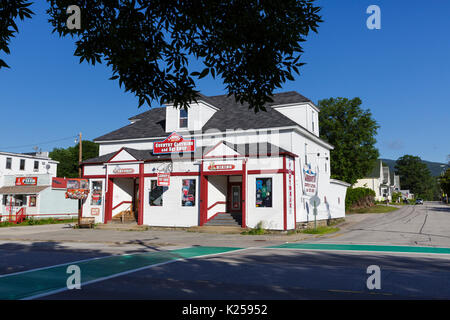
[200,159,247,228]
[227,182,242,213]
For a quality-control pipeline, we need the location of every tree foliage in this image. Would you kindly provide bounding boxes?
[439,168,450,198]
[395,155,437,200]
[49,140,99,178]
[2,0,322,112]
[318,97,380,185]
[0,0,34,69]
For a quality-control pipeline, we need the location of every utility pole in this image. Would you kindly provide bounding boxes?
[78,132,82,226]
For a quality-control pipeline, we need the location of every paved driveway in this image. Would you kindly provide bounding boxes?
[314,202,450,247]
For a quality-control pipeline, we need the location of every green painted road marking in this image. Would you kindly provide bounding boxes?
[0,246,242,300]
[266,243,450,254]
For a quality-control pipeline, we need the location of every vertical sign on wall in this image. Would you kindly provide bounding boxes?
[288,158,294,215]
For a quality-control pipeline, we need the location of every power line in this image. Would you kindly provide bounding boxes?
[0,135,79,150]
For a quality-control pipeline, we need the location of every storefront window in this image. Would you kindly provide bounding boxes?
[29,195,37,207]
[181,179,196,207]
[150,180,164,206]
[256,178,272,207]
[91,181,103,206]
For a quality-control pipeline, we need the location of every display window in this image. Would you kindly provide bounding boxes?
[256,178,272,207]
[181,179,196,207]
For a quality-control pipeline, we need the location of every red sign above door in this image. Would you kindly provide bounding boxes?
[207,162,236,171]
[153,132,195,154]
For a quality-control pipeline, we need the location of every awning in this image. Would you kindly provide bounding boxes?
[0,185,49,195]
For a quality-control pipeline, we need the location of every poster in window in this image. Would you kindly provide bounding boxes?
[181,179,196,207]
[150,180,164,206]
[29,195,37,207]
[90,181,103,206]
[256,178,272,207]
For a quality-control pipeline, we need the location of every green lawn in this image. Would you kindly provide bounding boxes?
[0,218,77,228]
[348,205,399,214]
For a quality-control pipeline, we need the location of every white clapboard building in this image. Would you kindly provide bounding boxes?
[81,91,350,230]
[0,151,77,221]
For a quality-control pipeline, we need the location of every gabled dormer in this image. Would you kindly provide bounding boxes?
[270,101,320,137]
[165,96,220,133]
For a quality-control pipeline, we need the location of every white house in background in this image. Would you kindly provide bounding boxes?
[353,160,401,201]
[0,151,77,221]
[81,91,350,230]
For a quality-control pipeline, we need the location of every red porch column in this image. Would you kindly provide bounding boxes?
[283,156,287,231]
[241,159,247,228]
[138,163,144,225]
[106,178,114,223]
[199,161,208,226]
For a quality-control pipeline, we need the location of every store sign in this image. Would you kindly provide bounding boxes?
[91,208,100,216]
[16,177,37,186]
[287,159,294,215]
[52,177,67,189]
[303,164,317,196]
[112,166,135,174]
[207,162,236,171]
[153,132,195,154]
[157,173,170,187]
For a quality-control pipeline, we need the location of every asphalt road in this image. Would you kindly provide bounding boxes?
[0,202,449,300]
[314,201,450,247]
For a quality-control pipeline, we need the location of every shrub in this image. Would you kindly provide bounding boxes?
[346,187,376,210]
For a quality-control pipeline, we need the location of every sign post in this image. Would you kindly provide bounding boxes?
[309,195,320,230]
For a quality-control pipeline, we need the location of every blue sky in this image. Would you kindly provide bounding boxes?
[0,0,449,163]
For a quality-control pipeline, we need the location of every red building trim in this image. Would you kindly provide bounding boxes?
[242,159,247,228]
[138,163,144,225]
[293,157,297,228]
[283,156,287,231]
[106,178,114,223]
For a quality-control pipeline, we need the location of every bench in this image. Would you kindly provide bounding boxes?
[78,217,96,228]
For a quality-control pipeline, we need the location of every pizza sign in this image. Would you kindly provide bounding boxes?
[153,132,195,154]
[16,177,37,186]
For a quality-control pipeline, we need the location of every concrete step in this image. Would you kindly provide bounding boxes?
[205,212,242,226]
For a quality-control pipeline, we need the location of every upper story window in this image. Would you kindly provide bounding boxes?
[6,157,12,169]
[312,111,315,132]
[20,159,25,171]
[34,161,39,171]
[179,109,188,128]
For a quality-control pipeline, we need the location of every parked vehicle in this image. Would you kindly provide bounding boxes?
[415,198,424,205]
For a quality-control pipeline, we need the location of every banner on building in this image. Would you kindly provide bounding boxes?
[65,178,90,200]
[303,164,317,196]
[153,132,195,154]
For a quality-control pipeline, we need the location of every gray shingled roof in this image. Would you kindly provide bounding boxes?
[96,91,313,142]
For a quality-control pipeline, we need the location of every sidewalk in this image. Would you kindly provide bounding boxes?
[0,215,375,249]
